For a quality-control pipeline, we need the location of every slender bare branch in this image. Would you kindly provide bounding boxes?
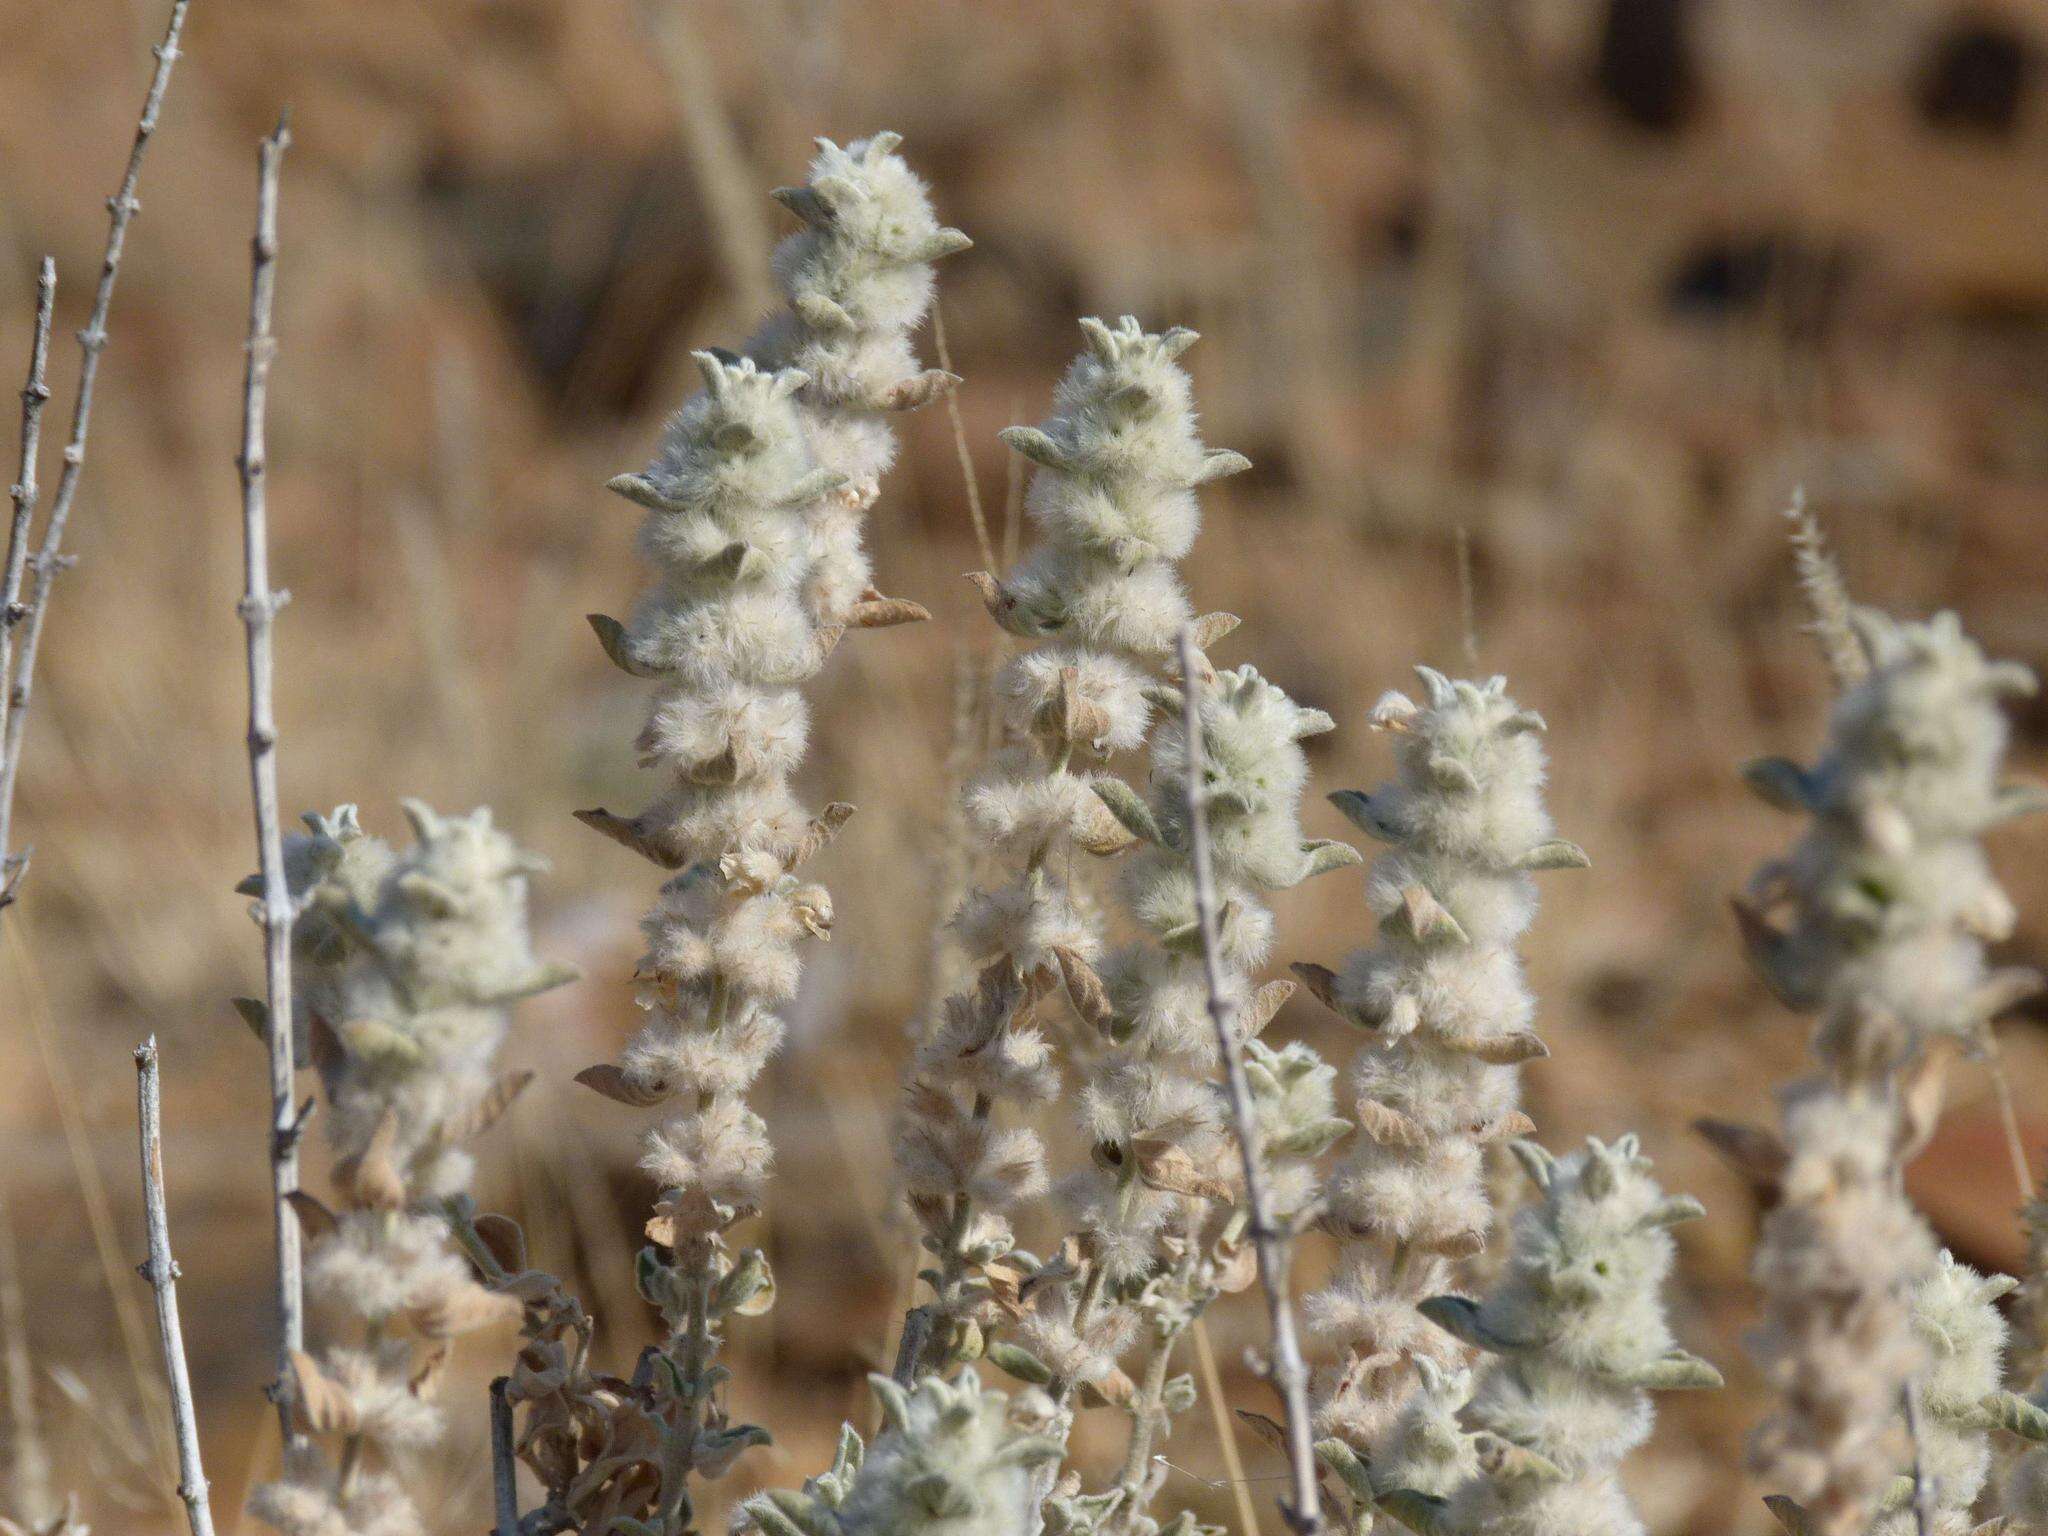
[491,1375,521,1535]
[134,1037,218,1536]
[0,0,194,909]
[233,113,306,1449]
[0,258,56,902]
[1175,625,1323,1536]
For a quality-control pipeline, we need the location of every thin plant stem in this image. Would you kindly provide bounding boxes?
[1192,1317,1262,1536]
[1117,1324,1186,1507]
[1982,1030,2035,1202]
[134,1037,218,1536]
[933,306,996,573]
[1901,1379,1934,1536]
[0,255,56,907]
[236,114,306,1448]
[1176,625,1323,1536]
[636,0,777,323]
[490,1376,521,1536]
[0,0,195,903]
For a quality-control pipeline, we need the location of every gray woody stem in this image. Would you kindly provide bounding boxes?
[1175,626,1323,1536]
[491,1376,521,1535]
[237,114,305,1445]
[0,0,194,904]
[0,257,56,909]
[134,1038,218,1536]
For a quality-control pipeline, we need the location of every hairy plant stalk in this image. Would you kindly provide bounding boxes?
[232,114,306,1448]
[0,0,193,905]
[1177,626,1323,1536]
[133,1038,217,1536]
[1782,491,1868,694]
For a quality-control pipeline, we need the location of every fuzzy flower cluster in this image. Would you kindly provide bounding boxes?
[1071,664,1353,1287]
[1739,609,2041,1536]
[890,318,1258,1385]
[1737,608,2040,1064]
[1295,668,1585,1483]
[992,663,1354,1533]
[744,132,971,519]
[1382,1136,1719,1536]
[247,802,571,1536]
[739,1374,1065,1536]
[523,132,961,1529]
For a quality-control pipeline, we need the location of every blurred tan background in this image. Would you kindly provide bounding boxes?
[2,0,2046,1531]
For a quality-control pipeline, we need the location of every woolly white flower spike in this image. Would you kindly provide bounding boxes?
[1303,667,1578,1473]
[1376,1137,1717,1536]
[251,801,565,1536]
[740,1373,1063,1536]
[1132,665,1356,893]
[987,315,1248,669]
[746,132,965,506]
[895,321,1262,1416]
[541,139,959,1528]
[1737,610,2041,1059]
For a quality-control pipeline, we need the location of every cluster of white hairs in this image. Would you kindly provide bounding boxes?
[245,802,572,1536]
[482,131,966,1533]
[1735,608,2041,1536]
[1373,1136,1719,1536]
[739,1373,1065,1536]
[888,315,1254,1389]
[1290,667,1584,1519]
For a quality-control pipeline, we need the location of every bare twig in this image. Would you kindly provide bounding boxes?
[0,0,194,905]
[490,1376,520,1535]
[134,1038,218,1536]
[0,256,56,907]
[236,114,305,1445]
[1176,626,1322,1536]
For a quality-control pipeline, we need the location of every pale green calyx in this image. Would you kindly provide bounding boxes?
[740,1374,1063,1536]
[1392,1135,1717,1536]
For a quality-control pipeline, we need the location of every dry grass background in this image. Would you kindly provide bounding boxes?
[2,1,2046,1531]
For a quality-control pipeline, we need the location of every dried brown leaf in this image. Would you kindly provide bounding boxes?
[285,1189,340,1242]
[1132,1138,1238,1203]
[290,1349,360,1434]
[575,1063,671,1108]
